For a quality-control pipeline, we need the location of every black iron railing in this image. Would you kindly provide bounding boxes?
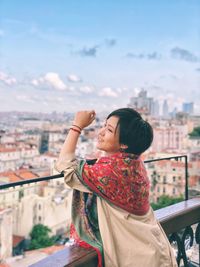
[156,198,200,267]
[0,173,63,190]
[0,155,189,199]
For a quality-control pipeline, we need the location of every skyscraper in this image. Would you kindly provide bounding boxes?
[128,89,155,116]
[182,102,194,115]
[162,100,169,118]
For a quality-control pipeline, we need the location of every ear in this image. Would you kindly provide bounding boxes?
[120,144,128,150]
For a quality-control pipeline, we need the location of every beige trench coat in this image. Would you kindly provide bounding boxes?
[55,157,178,267]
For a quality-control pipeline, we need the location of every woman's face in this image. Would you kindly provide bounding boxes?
[96,115,121,153]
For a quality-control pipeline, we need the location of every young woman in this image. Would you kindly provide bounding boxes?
[55,108,177,267]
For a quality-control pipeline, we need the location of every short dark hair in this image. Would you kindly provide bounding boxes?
[107,108,153,155]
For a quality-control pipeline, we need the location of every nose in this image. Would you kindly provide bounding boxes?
[98,126,105,136]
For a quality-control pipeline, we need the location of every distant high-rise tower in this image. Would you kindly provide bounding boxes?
[162,100,169,118]
[182,102,194,114]
[152,100,160,117]
[128,89,155,115]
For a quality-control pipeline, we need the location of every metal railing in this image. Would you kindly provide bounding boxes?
[0,155,189,199]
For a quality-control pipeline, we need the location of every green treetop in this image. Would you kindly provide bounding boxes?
[29,224,55,250]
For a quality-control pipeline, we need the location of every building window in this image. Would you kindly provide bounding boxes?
[163,176,167,184]
[173,188,176,195]
[157,186,160,193]
[173,168,176,171]
[38,204,41,210]
[163,187,166,194]
[173,176,176,182]
[38,216,41,222]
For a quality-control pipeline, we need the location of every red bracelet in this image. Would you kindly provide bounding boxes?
[70,127,81,134]
[72,124,82,131]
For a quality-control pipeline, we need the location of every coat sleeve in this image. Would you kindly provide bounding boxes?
[54,156,91,193]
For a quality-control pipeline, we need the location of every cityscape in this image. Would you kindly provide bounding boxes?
[0,89,200,265]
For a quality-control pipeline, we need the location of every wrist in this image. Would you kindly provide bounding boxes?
[69,127,81,134]
[72,124,83,131]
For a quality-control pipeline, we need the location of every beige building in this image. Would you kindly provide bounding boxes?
[0,145,39,172]
[189,136,200,153]
[0,147,21,172]
[0,170,40,209]
[0,208,13,260]
[147,160,187,203]
[0,167,72,239]
[151,124,189,153]
[12,189,72,238]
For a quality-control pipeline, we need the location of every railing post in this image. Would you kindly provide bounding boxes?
[184,155,188,200]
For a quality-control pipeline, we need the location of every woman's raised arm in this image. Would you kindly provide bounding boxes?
[57,110,96,161]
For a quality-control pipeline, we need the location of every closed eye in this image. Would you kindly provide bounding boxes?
[103,122,115,133]
[104,124,113,132]
[108,128,113,132]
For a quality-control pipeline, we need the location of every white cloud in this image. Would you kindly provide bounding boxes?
[0,72,17,85]
[68,86,76,92]
[31,79,39,86]
[67,74,82,83]
[116,87,128,94]
[31,72,67,90]
[44,72,67,90]
[79,86,94,93]
[134,87,142,96]
[38,77,45,83]
[42,101,48,106]
[99,87,118,97]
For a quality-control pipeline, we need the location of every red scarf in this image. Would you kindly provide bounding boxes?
[80,152,150,215]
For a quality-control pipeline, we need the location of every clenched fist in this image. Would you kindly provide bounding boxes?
[73,110,96,129]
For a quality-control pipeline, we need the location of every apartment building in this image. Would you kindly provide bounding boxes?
[0,208,12,260]
[147,160,190,203]
[0,170,40,209]
[11,190,72,238]
[0,145,39,172]
[151,124,189,153]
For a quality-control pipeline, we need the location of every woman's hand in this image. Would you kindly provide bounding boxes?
[73,110,96,129]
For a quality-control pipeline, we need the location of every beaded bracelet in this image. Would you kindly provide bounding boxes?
[72,124,82,131]
[70,127,81,134]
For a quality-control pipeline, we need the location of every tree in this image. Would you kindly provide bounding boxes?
[28,224,55,250]
[151,195,184,210]
[189,126,200,137]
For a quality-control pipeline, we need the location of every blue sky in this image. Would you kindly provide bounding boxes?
[0,0,200,114]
